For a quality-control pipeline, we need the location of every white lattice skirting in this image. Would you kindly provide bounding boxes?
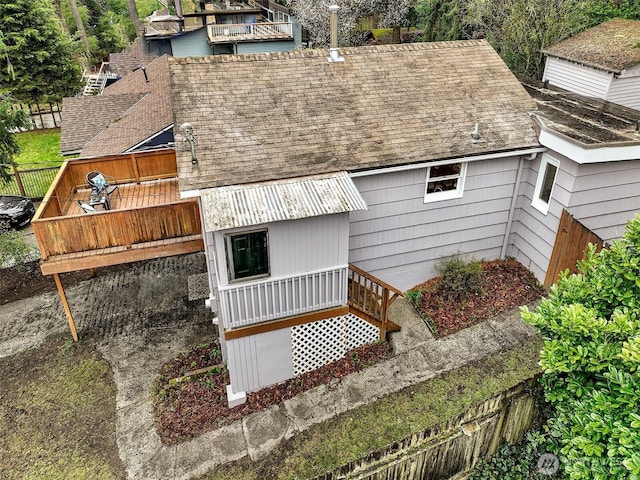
[291,313,380,376]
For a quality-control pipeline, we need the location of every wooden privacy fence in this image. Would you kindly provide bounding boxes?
[313,376,543,480]
[0,163,62,199]
[544,209,604,289]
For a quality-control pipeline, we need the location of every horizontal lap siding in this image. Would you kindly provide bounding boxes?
[507,154,575,283]
[568,160,640,244]
[349,157,519,291]
[543,57,612,99]
[606,75,640,111]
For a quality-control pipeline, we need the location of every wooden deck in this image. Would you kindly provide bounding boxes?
[33,149,204,276]
[67,177,180,215]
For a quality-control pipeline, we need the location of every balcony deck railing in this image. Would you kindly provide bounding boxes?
[218,266,348,329]
[218,263,404,341]
[207,22,292,42]
[32,149,203,275]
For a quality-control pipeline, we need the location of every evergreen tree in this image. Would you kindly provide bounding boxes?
[0,99,29,182]
[0,0,83,103]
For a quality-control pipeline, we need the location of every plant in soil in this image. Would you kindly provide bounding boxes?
[411,257,545,337]
[153,338,391,444]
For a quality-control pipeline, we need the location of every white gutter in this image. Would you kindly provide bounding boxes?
[348,147,546,178]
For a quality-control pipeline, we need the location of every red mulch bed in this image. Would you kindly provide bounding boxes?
[411,258,545,337]
[154,339,391,444]
[154,258,543,444]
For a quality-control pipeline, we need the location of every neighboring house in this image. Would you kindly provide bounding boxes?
[515,79,640,285]
[169,39,545,404]
[108,38,158,79]
[60,55,173,158]
[541,19,640,111]
[144,0,302,57]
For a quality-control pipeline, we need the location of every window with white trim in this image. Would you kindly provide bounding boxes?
[532,155,559,215]
[424,162,467,203]
[225,229,270,282]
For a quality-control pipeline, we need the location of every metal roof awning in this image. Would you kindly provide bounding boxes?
[200,171,367,231]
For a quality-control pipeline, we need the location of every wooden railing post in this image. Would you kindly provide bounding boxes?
[12,165,26,196]
[379,286,389,341]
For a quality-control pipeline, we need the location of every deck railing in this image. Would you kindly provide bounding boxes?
[347,263,404,339]
[31,149,203,273]
[207,22,292,40]
[218,266,348,329]
[33,201,201,260]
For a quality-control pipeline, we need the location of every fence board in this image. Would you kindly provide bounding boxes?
[544,209,604,288]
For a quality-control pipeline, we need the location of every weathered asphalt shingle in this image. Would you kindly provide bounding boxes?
[79,55,173,158]
[108,39,158,79]
[60,55,173,158]
[60,93,145,155]
[169,41,539,192]
[542,19,640,74]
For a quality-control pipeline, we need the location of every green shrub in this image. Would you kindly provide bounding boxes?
[434,253,485,301]
[470,429,565,480]
[521,214,640,479]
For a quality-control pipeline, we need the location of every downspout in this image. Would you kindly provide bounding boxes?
[500,152,537,259]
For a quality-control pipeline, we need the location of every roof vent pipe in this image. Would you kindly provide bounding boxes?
[328,5,344,63]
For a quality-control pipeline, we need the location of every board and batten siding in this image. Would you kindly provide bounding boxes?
[543,57,613,100]
[349,157,522,292]
[567,160,640,243]
[226,327,294,394]
[211,213,349,289]
[507,153,576,282]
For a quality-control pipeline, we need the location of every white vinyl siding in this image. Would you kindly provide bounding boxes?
[543,57,613,99]
[349,157,520,291]
[568,160,640,244]
[607,75,640,111]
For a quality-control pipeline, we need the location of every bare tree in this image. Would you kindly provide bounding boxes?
[127,0,142,39]
[288,0,414,47]
[68,0,91,59]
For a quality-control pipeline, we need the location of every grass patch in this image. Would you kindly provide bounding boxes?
[0,337,125,480]
[200,336,544,480]
[15,129,66,165]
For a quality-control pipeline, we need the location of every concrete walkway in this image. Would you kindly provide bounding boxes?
[0,254,539,479]
[104,298,538,479]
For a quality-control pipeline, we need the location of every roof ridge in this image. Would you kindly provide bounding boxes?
[168,39,490,65]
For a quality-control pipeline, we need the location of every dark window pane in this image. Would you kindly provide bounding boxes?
[427,178,458,193]
[229,230,269,280]
[430,163,460,178]
[539,163,558,204]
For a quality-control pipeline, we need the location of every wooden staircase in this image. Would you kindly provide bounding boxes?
[347,264,403,340]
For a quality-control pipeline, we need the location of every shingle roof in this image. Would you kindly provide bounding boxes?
[108,39,158,79]
[169,40,539,192]
[79,55,173,158]
[60,93,145,155]
[542,19,640,74]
